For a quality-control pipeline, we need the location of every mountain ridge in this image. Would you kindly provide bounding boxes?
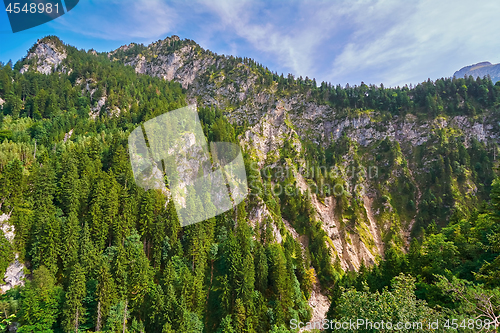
[17,35,500,271]
[454,61,500,83]
[0,34,499,332]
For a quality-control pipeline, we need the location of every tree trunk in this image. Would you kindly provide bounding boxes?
[96,301,101,331]
[122,300,128,333]
[206,260,214,305]
[75,308,79,333]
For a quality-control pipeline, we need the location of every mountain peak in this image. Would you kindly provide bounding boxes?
[453,61,500,83]
[28,35,65,54]
[20,35,67,75]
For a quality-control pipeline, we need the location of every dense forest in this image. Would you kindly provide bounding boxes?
[0,36,499,332]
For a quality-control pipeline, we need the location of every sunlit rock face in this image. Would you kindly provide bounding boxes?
[20,40,67,75]
[1,214,25,293]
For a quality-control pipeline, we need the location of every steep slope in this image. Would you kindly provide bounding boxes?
[1,37,317,332]
[14,35,500,273]
[3,36,500,332]
[454,61,500,83]
[110,35,500,270]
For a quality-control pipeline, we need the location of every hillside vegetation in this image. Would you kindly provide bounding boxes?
[0,36,498,332]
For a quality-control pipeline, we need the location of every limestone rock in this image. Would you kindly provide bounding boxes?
[20,40,67,75]
[0,214,25,293]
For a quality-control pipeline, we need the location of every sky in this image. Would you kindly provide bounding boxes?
[1,0,500,87]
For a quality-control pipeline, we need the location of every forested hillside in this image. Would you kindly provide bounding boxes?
[0,36,498,332]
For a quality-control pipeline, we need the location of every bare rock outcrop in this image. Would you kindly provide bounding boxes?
[1,254,25,293]
[20,39,67,75]
[0,214,25,293]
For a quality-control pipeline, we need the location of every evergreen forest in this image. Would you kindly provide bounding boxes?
[0,36,499,332]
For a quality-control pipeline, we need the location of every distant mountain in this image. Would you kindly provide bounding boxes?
[453,61,500,83]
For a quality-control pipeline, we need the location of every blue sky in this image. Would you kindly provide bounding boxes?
[1,0,500,87]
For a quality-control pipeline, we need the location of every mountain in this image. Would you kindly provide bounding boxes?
[0,35,499,332]
[454,61,500,83]
[110,35,500,259]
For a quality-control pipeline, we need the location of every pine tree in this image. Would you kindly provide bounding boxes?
[254,243,268,293]
[17,266,62,333]
[105,172,120,247]
[234,298,246,333]
[139,191,155,258]
[89,175,109,251]
[124,232,152,312]
[61,210,80,274]
[59,154,80,215]
[79,222,98,275]
[30,163,60,274]
[111,244,127,302]
[95,263,117,331]
[491,178,500,219]
[62,263,87,332]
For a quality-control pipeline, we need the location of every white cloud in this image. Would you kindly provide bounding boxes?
[330,0,500,86]
[55,0,177,41]
[196,0,342,78]
[51,0,500,86]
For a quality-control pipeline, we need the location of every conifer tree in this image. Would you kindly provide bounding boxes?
[61,210,80,274]
[62,263,87,332]
[95,263,117,331]
[79,222,98,275]
[254,243,268,293]
[89,175,109,251]
[18,266,62,333]
[59,154,80,215]
[30,164,60,274]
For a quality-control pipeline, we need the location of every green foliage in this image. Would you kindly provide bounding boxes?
[0,230,14,280]
[329,175,500,331]
[329,274,446,332]
[17,266,63,333]
[2,36,500,333]
[435,275,500,330]
[62,263,86,331]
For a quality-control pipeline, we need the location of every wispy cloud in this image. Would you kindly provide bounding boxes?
[55,0,177,41]
[195,0,342,78]
[330,0,500,86]
[41,0,500,86]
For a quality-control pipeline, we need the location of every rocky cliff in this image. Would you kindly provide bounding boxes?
[20,37,67,75]
[18,35,500,280]
[108,36,500,272]
[0,214,25,293]
[12,35,500,327]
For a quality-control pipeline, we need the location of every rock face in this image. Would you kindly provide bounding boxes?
[1,254,25,293]
[110,36,217,90]
[14,35,500,325]
[0,214,25,293]
[90,97,107,119]
[1,215,15,242]
[241,103,302,168]
[63,129,74,142]
[111,37,500,152]
[20,38,67,75]
[107,36,500,275]
[19,37,500,278]
[454,61,500,83]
